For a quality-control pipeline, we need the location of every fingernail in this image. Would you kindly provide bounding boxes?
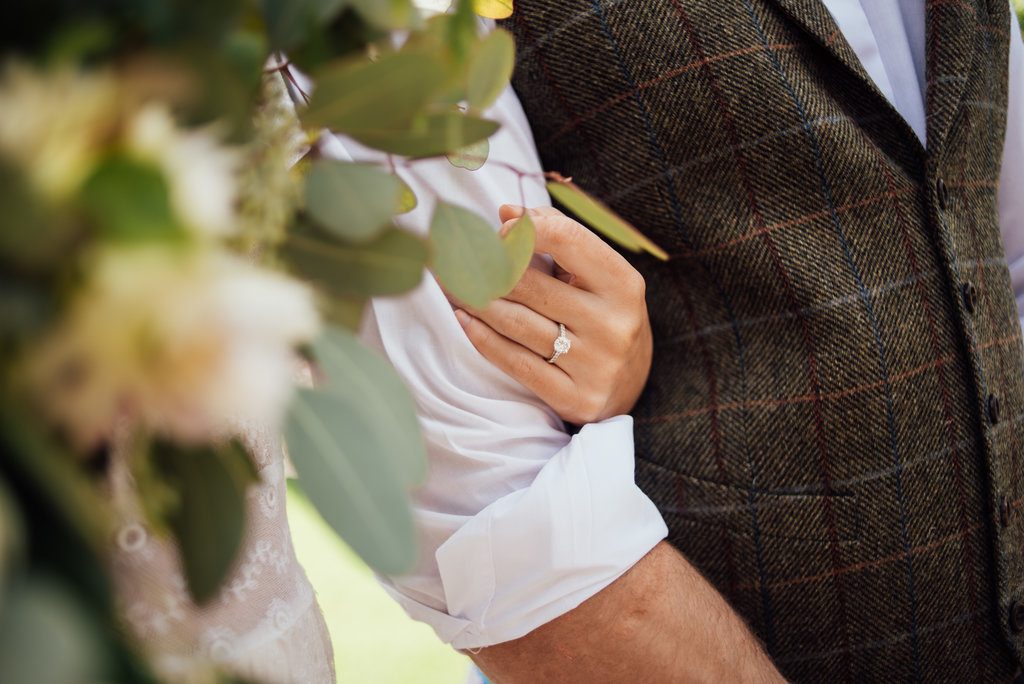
[454,309,471,328]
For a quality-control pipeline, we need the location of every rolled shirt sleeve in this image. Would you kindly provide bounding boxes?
[311,64,666,647]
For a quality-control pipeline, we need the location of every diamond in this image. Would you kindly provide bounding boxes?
[554,336,571,353]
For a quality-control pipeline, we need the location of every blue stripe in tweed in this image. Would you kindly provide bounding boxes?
[739,1,924,679]
[589,0,778,652]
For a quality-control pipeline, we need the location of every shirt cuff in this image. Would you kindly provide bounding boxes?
[381,415,668,650]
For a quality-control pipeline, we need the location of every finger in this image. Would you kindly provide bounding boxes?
[503,211,635,295]
[503,266,599,326]
[465,297,573,362]
[454,309,575,404]
[498,204,562,225]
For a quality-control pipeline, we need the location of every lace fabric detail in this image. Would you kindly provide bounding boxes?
[107,422,335,683]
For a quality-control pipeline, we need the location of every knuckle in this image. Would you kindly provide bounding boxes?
[622,268,647,299]
[579,391,607,424]
[510,354,535,382]
[465,321,491,349]
[606,317,640,350]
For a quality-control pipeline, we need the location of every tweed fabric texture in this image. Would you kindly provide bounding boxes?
[503,0,1021,681]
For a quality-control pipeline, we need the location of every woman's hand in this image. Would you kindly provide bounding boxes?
[452,205,653,425]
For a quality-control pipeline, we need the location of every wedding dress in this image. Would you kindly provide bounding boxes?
[106,421,335,683]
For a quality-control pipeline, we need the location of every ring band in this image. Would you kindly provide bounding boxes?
[548,323,571,364]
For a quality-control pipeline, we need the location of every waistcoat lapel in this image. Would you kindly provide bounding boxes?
[925,0,980,155]
[765,0,872,84]
[764,0,925,152]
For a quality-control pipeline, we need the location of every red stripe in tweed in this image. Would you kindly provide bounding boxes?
[670,1,853,675]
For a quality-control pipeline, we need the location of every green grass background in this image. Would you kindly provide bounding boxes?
[287,483,469,684]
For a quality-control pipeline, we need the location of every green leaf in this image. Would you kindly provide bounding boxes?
[429,201,510,307]
[498,212,535,295]
[45,20,114,64]
[261,0,349,51]
[284,325,426,574]
[446,137,489,171]
[302,51,447,133]
[396,176,417,214]
[447,0,479,61]
[0,579,108,684]
[281,225,429,298]
[348,0,418,29]
[352,111,499,158]
[467,28,514,110]
[473,0,513,19]
[545,176,668,260]
[151,440,257,605]
[305,161,404,241]
[321,296,368,330]
[79,155,183,244]
[0,156,74,271]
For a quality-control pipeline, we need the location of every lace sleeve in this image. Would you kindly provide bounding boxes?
[106,421,335,683]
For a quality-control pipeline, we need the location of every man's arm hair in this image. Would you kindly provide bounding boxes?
[468,541,787,684]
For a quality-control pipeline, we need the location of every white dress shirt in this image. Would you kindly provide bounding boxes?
[326,2,1024,650]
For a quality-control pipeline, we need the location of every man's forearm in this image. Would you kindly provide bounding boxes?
[469,541,786,683]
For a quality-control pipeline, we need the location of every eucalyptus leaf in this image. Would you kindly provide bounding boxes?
[261,0,349,51]
[151,440,257,605]
[311,326,426,486]
[0,156,72,270]
[429,201,510,307]
[302,51,447,133]
[322,296,367,330]
[79,156,184,244]
[284,325,426,574]
[0,579,108,684]
[305,160,404,241]
[348,0,418,30]
[447,0,479,61]
[396,176,417,214]
[446,137,489,170]
[546,177,668,260]
[472,0,514,19]
[467,28,514,111]
[401,14,472,103]
[352,111,499,158]
[498,212,535,295]
[281,225,428,298]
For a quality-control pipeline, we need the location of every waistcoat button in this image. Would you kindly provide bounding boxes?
[1000,495,1013,527]
[988,393,1001,425]
[1010,601,1024,632]
[936,177,949,210]
[961,282,978,314]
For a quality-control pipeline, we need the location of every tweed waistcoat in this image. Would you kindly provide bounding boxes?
[503,1,1021,681]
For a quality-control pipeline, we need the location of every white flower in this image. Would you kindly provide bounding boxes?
[0,63,118,198]
[25,246,320,448]
[413,0,453,15]
[127,104,241,239]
